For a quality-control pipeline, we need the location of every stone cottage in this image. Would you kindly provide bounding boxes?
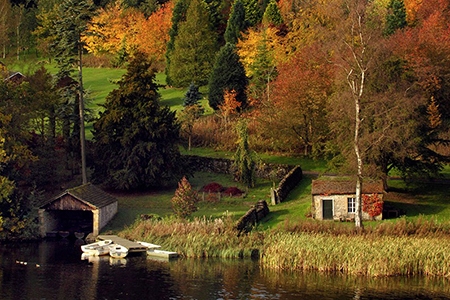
[311,179,384,221]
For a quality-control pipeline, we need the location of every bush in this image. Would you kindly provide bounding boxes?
[223,186,244,196]
[172,177,200,219]
[201,182,224,193]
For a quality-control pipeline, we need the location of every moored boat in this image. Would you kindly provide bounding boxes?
[81,239,112,256]
[136,241,161,250]
[147,249,178,260]
[109,244,129,258]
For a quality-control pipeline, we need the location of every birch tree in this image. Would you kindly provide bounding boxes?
[331,0,380,229]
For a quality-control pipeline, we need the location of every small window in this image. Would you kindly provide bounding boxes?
[347,197,355,213]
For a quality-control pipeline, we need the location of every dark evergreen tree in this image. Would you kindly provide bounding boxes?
[208,42,248,110]
[52,0,96,184]
[183,82,202,106]
[167,0,218,87]
[224,0,246,44]
[385,0,407,36]
[92,53,185,190]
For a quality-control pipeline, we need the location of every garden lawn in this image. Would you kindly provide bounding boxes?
[101,172,276,234]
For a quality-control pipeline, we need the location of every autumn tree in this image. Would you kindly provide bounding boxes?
[135,1,173,69]
[259,44,333,156]
[208,43,248,110]
[171,176,199,218]
[167,0,218,87]
[83,3,144,65]
[92,53,185,190]
[218,89,241,123]
[383,0,450,179]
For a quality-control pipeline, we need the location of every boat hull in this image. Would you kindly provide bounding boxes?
[147,249,178,260]
[109,244,129,258]
[81,239,113,256]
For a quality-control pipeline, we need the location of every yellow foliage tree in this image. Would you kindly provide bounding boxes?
[83,3,144,56]
[237,26,284,78]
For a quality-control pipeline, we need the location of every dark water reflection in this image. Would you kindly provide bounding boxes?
[0,240,449,299]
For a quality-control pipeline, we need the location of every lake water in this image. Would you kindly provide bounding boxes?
[1,240,450,300]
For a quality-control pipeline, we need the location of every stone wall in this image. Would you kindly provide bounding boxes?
[271,166,303,204]
[236,200,269,234]
[185,155,295,180]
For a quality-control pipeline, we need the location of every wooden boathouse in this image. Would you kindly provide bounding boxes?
[39,183,118,238]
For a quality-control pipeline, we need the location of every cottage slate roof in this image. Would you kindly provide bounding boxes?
[311,180,384,195]
[42,183,117,209]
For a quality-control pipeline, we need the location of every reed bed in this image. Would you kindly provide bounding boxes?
[120,216,450,277]
[262,231,450,277]
[282,216,450,237]
[121,216,264,259]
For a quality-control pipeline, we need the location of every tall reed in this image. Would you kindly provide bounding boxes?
[262,231,450,277]
[121,215,263,259]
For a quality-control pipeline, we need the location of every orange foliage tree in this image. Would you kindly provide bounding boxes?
[218,89,241,124]
[135,2,174,69]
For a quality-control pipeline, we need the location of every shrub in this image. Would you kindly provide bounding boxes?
[172,177,200,219]
[223,186,244,196]
[201,182,224,193]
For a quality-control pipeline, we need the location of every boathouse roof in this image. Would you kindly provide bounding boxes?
[41,183,117,209]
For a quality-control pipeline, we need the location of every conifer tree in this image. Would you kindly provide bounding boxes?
[167,0,218,87]
[208,43,248,110]
[224,0,246,44]
[262,0,282,26]
[233,119,255,188]
[165,0,190,86]
[183,82,202,107]
[92,53,185,190]
[52,0,96,184]
[384,0,407,35]
[241,0,262,27]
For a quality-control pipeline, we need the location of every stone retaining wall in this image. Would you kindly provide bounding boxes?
[185,155,294,180]
[236,200,269,234]
[270,166,303,205]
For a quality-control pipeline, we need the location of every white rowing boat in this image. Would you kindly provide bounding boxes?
[81,239,112,256]
[136,241,161,250]
[109,244,129,258]
[147,249,178,260]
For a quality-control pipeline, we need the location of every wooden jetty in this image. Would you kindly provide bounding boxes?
[97,235,148,253]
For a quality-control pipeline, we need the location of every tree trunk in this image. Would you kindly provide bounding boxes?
[78,43,87,185]
[354,93,363,228]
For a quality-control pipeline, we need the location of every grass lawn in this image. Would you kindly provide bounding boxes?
[102,171,275,233]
